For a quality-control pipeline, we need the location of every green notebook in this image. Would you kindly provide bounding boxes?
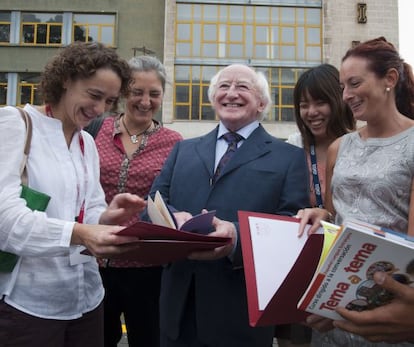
[0,185,50,272]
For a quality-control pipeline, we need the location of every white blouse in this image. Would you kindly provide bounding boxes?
[0,104,106,319]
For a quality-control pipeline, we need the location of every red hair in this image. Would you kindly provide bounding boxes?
[342,37,414,119]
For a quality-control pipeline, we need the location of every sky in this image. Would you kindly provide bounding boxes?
[398,0,413,66]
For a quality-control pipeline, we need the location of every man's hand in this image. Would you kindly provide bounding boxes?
[188,215,237,261]
[173,211,193,229]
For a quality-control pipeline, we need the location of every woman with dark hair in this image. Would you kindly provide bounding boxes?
[288,63,355,208]
[277,64,355,347]
[297,37,414,346]
[0,41,146,347]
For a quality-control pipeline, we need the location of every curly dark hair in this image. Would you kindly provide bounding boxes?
[293,64,355,149]
[39,41,131,105]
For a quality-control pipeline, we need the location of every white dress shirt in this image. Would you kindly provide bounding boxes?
[0,104,106,319]
[214,120,259,171]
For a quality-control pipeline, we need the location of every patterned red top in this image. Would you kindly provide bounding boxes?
[95,114,183,267]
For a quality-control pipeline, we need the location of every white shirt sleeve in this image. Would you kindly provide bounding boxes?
[0,107,74,256]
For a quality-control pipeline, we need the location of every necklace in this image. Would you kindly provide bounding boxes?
[122,115,152,144]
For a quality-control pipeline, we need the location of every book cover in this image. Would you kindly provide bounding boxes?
[82,221,231,265]
[238,211,324,326]
[81,191,227,264]
[298,219,414,320]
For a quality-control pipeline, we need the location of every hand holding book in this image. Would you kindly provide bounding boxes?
[332,271,414,343]
[148,192,236,260]
[298,219,414,321]
[238,211,414,328]
[187,213,237,261]
[82,191,230,265]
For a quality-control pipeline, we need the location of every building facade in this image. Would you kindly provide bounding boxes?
[0,0,399,138]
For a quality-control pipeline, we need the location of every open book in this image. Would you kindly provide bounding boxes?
[239,211,414,326]
[298,219,414,320]
[83,192,229,265]
[147,191,216,234]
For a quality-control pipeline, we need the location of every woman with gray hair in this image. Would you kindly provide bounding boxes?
[89,55,183,347]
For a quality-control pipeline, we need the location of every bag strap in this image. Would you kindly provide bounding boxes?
[15,107,32,186]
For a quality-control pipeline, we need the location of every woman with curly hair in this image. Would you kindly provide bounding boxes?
[0,41,146,347]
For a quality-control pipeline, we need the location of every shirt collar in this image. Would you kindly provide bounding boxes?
[217,120,259,140]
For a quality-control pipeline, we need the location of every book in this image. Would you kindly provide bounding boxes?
[147,190,216,234]
[298,219,414,320]
[107,221,231,265]
[81,192,229,265]
[238,211,326,326]
[82,221,230,265]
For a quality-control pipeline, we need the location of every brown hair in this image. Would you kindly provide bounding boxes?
[342,37,414,119]
[293,64,355,148]
[39,41,131,105]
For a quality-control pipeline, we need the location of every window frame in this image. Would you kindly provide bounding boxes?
[72,13,116,47]
[20,12,63,46]
[174,2,322,122]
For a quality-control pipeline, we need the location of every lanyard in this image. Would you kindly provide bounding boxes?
[76,134,86,224]
[46,104,86,223]
[309,144,324,208]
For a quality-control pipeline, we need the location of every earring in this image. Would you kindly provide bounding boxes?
[386,87,391,92]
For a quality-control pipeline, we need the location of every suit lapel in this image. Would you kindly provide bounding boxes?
[194,125,274,183]
[216,125,273,182]
[195,127,219,178]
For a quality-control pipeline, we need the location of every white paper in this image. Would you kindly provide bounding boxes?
[147,191,176,229]
[248,216,311,310]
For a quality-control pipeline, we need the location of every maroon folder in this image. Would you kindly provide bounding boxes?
[238,210,324,327]
[82,220,231,266]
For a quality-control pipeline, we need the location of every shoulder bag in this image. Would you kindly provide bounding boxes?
[0,108,51,272]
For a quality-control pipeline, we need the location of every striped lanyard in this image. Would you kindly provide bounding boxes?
[309,144,323,208]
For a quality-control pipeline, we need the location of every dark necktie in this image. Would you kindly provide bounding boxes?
[212,132,244,184]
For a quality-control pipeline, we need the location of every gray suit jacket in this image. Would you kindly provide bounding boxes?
[149,124,310,346]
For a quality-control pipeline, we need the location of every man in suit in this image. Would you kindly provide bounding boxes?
[149,64,310,347]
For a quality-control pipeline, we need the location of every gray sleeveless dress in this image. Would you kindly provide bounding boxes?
[312,127,414,347]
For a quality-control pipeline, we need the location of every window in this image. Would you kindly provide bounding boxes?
[0,73,7,106]
[174,3,322,122]
[0,12,11,44]
[21,12,62,45]
[18,12,116,46]
[175,65,218,121]
[176,3,321,62]
[73,14,115,46]
[175,65,301,122]
[18,73,41,106]
[178,0,322,4]
[261,67,303,122]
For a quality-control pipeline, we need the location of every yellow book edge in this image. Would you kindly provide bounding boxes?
[317,220,343,270]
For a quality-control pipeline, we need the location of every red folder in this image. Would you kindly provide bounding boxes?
[238,211,324,327]
[83,221,231,265]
